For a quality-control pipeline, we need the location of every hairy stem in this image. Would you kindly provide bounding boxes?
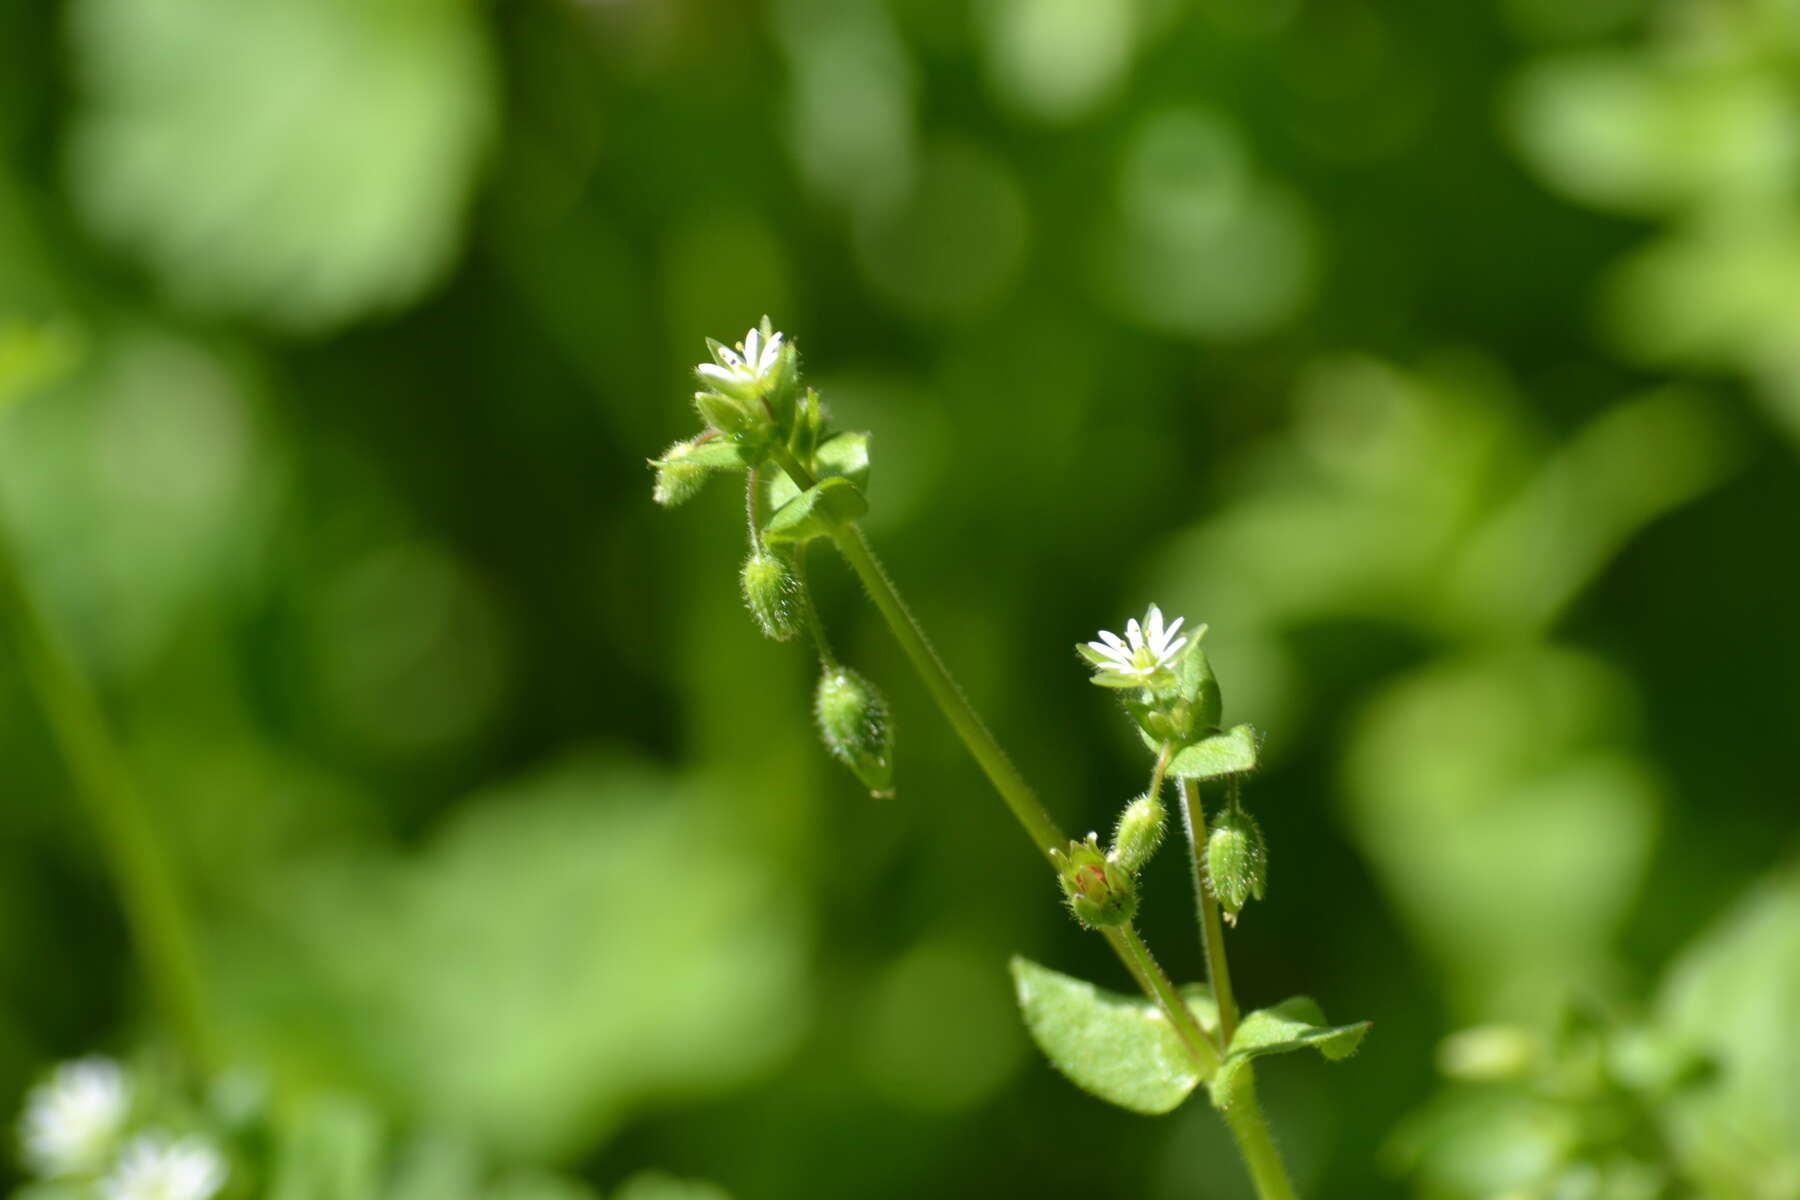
[1222,1073,1298,1200]
[790,545,836,665]
[1179,776,1240,1044]
[0,521,215,1070]
[1117,924,1218,1073]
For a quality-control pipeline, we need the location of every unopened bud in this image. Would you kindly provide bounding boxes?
[815,667,894,796]
[1050,833,1139,929]
[1205,806,1266,924]
[741,550,802,641]
[651,442,710,508]
[1109,792,1166,875]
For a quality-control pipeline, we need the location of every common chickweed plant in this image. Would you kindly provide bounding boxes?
[653,320,1372,1198]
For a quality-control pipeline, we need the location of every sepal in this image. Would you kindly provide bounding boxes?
[814,666,894,795]
[1110,792,1167,875]
[1049,833,1139,929]
[740,549,802,641]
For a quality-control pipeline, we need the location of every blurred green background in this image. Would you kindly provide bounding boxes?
[2,0,1797,1195]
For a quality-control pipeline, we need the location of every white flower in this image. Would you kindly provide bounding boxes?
[1083,604,1188,684]
[102,1134,227,1200]
[20,1056,131,1178]
[696,324,786,395]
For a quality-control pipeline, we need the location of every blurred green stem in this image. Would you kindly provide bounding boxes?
[0,520,216,1070]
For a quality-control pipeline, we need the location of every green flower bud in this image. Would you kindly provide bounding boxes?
[1205,806,1266,924]
[815,666,894,796]
[741,550,802,641]
[651,441,711,508]
[694,389,758,438]
[1049,833,1139,929]
[1109,792,1166,875]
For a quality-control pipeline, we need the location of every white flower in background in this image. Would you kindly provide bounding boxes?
[696,324,785,396]
[102,1134,227,1200]
[1083,604,1188,685]
[20,1056,131,1177]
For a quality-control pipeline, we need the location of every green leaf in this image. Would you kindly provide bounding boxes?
[1167,724,1260,781]
[1009,956,1217,1115]
[762,475,869,544]
[1209,995,1370,1110]
[66,0,496,331]
[768,431,872,509]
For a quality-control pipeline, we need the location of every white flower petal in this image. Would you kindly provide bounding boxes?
[103,1135,227,1200]
[696,363,737,386]
[21,1057,130,1179]
[761,330,785,370]
[742,327,761,366]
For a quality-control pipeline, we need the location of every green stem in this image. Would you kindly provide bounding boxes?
[767,445,1289,1196]
[1179,776,1296,1197]
[1179,776,1240,1045]
[790,546,836,666]
[0,521,215,1070]
[827,519,1063,858]
[1221,1072,1298,1200]
[1116,924,1218,1074]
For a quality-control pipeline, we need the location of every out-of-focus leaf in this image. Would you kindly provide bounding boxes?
[216,755,811,1162]
[1167,724,1259,781]
[385,1134,481,1200]
[266,1093,386,1200]
[1341,648,1660,1021]
[611,1172,732,1200]
[485,1173,600,1200]
[1208,996,1369,1110]
[0,318,81,411]
[65,0,496,331]
[1009,956,1214,1115]
[1656,864,1800,1195]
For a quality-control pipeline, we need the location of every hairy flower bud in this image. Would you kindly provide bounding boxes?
[741,550,802,641]
[1205,806,1266,924]
[1050,833,1139,929]
[652,460,707,508]
[815,667,894,796]
[1109,792,1166,875]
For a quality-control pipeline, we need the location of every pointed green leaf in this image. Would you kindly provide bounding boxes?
[768,431,872,509]
[1168,724,1260,781]
[1010,956,1217,1115]
[762,476,869,544]
[1209,995,1370,1110]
